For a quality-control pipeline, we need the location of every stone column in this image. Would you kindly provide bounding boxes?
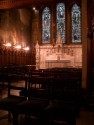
[82,0,88,88]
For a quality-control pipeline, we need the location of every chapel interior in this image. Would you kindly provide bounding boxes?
[0,0,94,125]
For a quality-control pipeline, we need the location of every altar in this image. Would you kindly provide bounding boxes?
[45,34,73,69]
[45,59,70,68]
[35,34,82,69]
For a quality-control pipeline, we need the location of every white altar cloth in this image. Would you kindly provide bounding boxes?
[45,59,70,68]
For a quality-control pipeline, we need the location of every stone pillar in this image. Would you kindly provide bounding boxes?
[35,41,40,70]
[82,0,88,88]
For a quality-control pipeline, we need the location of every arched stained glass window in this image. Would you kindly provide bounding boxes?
[56,3,65,43]
[42,7,51,43]
[71,4,81,43]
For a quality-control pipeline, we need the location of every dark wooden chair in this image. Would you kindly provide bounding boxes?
[11,76,53,125]
[0,73,27,124]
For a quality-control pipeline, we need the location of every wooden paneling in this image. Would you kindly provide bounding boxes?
[0,46,32,66]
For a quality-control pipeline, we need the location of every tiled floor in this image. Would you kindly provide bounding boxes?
[0,81,94,125]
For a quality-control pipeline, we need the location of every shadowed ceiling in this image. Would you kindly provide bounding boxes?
[0,0,81,9]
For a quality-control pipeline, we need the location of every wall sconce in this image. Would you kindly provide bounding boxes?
[14,45,21,49]
[33,7,36,10]
[3,43,12,47]
[32,6,38,13]
[23,47,30,51]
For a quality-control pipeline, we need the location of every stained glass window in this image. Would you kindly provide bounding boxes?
[56,3,65,43]
[42,7,51,43]
[72,4,81,43]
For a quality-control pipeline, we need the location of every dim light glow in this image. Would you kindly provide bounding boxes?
[14,45,21,49]
[33,7,36,10]
[3,43,12,47]
[23,47,30,51]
